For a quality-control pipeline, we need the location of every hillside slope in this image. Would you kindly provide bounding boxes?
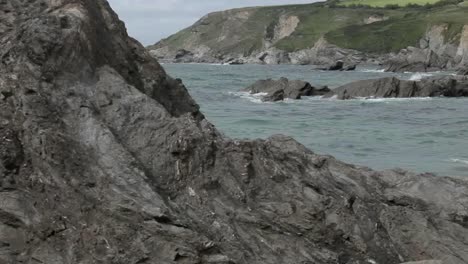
[148,1,468,69]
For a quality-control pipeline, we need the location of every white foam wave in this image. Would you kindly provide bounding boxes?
[322,95,338,100]
[449,158,468,165]
[303,96,325,101]
[360,69,385,73]
[357,97,433,102]
[409,73,434,81]
[229,92,268,103]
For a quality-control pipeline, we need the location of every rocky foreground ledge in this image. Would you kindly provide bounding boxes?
[1,1,468,264]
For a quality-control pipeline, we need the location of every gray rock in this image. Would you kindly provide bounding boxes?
[225,58,245,65]
[1,1,468,264]
[175,49,194,59]
[458,67,468,75]
[317,61,357,71]
[383,46,453,73]
[242,77,330,101]
[328,60,344,70]
[343,64,357,71]
[384,60,429,72]
[325,76,468,99]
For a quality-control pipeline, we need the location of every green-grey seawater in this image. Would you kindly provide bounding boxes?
[164,64,468,176]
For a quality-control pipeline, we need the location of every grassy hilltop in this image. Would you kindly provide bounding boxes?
[149,0,468,57]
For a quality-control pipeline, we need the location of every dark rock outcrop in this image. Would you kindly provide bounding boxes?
[324,76,468,99]
[328,60,344,70]
[225,58,245,65]
[384,60,431,73]
[174,48,194,61]
[242,78,330,101]
[458,67,468,75]
[1,1,468,264]
[343,64,357,71]
[382,43,455,73]
[317,61,356,71]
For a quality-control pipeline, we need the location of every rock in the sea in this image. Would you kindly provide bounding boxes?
[343,64,357,71]
[384,60,430,73]
[225,58,245,65]
[328,60,344,70]
[383,44,453,73]
[242,77,330,101]
[1,0,468,264]
[318,61,356,71]
[325,76,468,99]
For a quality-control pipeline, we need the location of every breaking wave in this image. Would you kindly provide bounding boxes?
[229,91,268,103]
[409,73,434,81]
[449,158,468,165]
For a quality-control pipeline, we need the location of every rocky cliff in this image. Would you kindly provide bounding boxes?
[1,0,468,264]
[384,24,468,72]
[148,2,468,70]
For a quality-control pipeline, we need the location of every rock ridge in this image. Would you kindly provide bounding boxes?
[1,1,468,264]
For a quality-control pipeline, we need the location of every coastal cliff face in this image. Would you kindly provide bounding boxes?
[384,24,468,71]
[1,1,468,264]
[148,3,468,69]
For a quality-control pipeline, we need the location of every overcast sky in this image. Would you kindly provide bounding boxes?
[107,0,320,46]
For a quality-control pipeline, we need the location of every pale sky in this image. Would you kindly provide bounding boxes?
[107,0,321,46]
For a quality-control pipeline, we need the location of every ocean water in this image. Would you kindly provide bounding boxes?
[164,64,468,176]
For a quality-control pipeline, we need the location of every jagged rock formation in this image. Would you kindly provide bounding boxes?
[1,1,468,264]
[324,76,468,99]
[383,24,468,72]
[241,78,330,102]
[458,66,468,75]
[318,60,357,71]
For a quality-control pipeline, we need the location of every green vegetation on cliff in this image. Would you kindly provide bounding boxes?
[327,4,468,52]
[149,0,468,56]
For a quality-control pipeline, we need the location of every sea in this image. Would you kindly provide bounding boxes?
[164,63,468,177]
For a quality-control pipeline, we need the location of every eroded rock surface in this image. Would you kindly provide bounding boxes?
[458,66,468,75]
[1,1,468,264]
[325,76,468,99]
[241,78,330,101]
[384,25,463,72]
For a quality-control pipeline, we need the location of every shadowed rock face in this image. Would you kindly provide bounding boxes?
[318,61,357,71]
[459,67,468,75]
[1,1,468,264]
[241,77,330,102]
[325,77,468,100]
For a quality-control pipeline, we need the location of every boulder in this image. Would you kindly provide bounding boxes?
[317,61,356,71]
[324,76,468,99]
[225,58,245,65]
[343,64,357,71]
[242,78,330,101]
[328,60,344,70]
[2,0,468,263]
[173,48,196,63]
[175,49,193,59]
